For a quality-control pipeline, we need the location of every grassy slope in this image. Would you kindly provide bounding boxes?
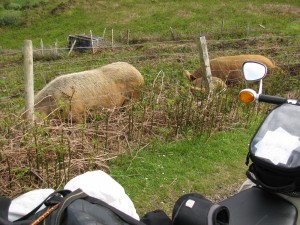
[0,0,299,48]
[109,121,261,216]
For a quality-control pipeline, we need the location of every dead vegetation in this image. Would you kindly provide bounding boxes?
[1,82,253,198]
[0,34,299,198]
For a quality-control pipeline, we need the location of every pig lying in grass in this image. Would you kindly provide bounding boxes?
[32,62,144,122]
[185,54,279,86]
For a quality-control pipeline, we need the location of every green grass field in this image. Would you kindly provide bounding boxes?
[110,122,261,216]
[0,0,300,219]
[0,0,299,48]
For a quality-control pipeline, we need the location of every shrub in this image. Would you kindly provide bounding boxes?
[1,0,10,9]
[22,0,47,9]
[0,10,24,26]
[5,3,22,10]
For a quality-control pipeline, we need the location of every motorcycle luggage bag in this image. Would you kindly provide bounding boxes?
[220,187,297,225]
[246,103,300,194]
[172,193,230,225]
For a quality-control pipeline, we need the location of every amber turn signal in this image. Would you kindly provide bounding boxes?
[239,89,256,103]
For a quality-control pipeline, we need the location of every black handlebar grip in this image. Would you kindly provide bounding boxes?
[258,94,287,104]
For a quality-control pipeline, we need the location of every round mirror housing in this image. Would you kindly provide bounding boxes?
[242,61,267,82]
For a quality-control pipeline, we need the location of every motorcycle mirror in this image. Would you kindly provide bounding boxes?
[242,61,267,82]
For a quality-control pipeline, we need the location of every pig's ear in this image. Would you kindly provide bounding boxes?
[183,70,192,81]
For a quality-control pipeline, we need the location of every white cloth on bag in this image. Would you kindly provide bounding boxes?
[8,188,55,222]
[64,170,140,220]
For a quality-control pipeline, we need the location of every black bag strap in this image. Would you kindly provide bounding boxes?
[54,189,88,225]
[54,189,145,225]
[247,164,296,193]
[0,196,12,221]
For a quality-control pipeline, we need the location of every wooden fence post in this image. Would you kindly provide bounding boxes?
[54,39,58,55]
[127,29,130,45]
[40,39,44,55]
[198,36,214,94]
[111,29,114,48]
[23,40,34,123]
[169,27,175,40]
[68,40,77,56]
[221,18,225,33]
[102,28,106,40]
[90,30,95,53]
[246,23,250,36]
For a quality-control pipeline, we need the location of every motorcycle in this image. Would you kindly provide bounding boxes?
[217,61,300,225]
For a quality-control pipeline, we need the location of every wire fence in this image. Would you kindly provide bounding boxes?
[0,35,299,107]
[0,34,300,197]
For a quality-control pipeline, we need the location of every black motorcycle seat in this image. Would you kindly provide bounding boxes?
[220,187,297,225]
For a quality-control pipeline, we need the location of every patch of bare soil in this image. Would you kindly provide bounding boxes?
[264,4,300,17]
[51,0,77,15]
[281,63,300,76]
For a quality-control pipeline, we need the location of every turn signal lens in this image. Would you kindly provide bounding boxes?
[239,89,256,103]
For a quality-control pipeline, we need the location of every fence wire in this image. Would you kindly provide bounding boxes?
[0,34,299,198]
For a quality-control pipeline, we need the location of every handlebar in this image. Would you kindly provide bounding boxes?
[258,94,288,104]
[258,94,300,106]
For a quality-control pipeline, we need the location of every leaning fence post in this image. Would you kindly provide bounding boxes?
[23,40,35,123]
[68,39,77,56]
[198,36,214,94]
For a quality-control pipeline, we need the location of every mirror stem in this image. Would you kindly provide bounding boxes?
[258,80,263,95]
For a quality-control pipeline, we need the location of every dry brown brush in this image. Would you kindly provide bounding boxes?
[0,78,256,198]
